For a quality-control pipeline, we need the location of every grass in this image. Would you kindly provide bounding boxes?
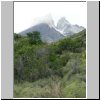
[14,75,86,98]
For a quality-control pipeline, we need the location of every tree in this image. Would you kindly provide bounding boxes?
[14,33,21,41]
[27,31,42,45]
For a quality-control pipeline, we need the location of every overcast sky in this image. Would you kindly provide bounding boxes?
[14,2,87,33]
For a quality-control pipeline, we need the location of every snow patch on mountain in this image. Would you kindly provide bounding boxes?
[56,17,84,36]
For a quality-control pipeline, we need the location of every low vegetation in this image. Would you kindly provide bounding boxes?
[14,30,86,98]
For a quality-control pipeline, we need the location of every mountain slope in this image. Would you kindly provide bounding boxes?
[19,17,85,43]
[19,23,64,43]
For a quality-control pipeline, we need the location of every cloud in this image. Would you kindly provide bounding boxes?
[31,13,54,27]
[14,2,87,33]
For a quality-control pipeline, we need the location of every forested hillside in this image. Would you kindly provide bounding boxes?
[14,29,86,98]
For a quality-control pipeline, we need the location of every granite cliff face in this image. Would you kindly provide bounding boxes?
[56,17,84,36]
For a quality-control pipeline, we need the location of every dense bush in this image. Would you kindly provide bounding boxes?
[14,30,86,98]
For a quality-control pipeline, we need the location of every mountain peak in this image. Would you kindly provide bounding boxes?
[19,16,84,43]
[56,17,71,31]
[56,17,84,36]
[58,17,70,25]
